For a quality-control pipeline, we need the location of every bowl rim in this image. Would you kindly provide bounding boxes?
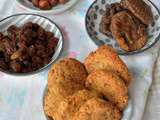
[85,0,160,55]
[15,0,79,14]
[0,13,64,76]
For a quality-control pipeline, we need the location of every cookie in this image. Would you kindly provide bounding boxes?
[84,45,132,85]
[44,89,63,118]
[111,11,147,51]
[48,58,88,97]
[121,0,153,25]
[86,70,128,110]
[54,89,101,120]
[72,98,121,120]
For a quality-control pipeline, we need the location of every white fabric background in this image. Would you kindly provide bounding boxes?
[0,0,160,120]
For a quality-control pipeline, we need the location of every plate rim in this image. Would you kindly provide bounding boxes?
[85,0,160,55]
[0,13,64,76]
[15,0,79,14]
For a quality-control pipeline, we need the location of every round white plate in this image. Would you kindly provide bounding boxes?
[16,0,79,14]
[85,0,160,55]
[0,13,63,76]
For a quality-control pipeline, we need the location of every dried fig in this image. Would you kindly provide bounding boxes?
[111,11,147,51]
[99,3,124,37]
[121,0,153,25]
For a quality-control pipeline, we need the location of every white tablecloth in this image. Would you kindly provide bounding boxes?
[0,0,160,120]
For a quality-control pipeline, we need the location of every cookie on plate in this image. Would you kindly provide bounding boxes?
[86,70,128,110]
[72,98,121,120]
[54,89,101,120]
[48,58,88,97]
[84,45,132,85]
[44,89,63,118]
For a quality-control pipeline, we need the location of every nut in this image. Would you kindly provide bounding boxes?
[39,0,51,10]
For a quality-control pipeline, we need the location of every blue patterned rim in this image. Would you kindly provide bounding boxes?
[85,0,160,55]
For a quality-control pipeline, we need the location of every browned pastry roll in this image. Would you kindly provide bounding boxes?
[84,45,132,86]
[99,3,124,37]
[72,98,121,120]
[121,0,153,25]
[86,70,128,110]
[111,11,147,51]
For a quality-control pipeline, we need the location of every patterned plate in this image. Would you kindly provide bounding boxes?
[85,0,160,55]
[0,14,63,76]
[16,0,79,14]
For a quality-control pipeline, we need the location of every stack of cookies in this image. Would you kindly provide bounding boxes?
[44,45,132,120]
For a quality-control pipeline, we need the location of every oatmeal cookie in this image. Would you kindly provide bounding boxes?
[84,45,132,85]
[54,89,101,120]
[86,70,128,110]
[72,98,121,120]
[48,58,88,96]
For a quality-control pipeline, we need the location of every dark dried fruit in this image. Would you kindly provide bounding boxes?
[0,22,58,73]
[48,0,58,6]
[0,60,8,70]
[121,0,153,25]
[111,11,147,51]
[99,3,124,37]
[10,61,21,72]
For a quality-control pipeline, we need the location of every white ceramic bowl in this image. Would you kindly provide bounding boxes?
[0,13,63,76]
[16,0,79,14]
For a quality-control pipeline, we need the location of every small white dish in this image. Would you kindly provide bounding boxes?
[16,0,79,14]
[85,0,160,55]
[0,13,63,76]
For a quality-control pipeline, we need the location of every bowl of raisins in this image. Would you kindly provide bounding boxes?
[0,13,63,75]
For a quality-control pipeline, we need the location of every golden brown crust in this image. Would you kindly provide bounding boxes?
[44,89,63,118]
[72,98,121,120]
[48,58,88,97]
[45,58,88,119]
[121,0,153,25]
[111,11,147,51]
[86,70,128,110]
[54,89,101,120]
[84,45,132,85]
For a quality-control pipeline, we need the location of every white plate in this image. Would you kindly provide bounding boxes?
[16,0,79,14]
[0,13,63,76]
[85,0,160,55]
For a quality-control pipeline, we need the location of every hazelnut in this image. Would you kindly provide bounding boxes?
[39,0,51,10]
[59,0,67,4]
[48,0,58,6]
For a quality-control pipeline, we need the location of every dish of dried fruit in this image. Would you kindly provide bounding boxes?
[16,0,79,14]
[86,0,160,54]
[0,14,63,75]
